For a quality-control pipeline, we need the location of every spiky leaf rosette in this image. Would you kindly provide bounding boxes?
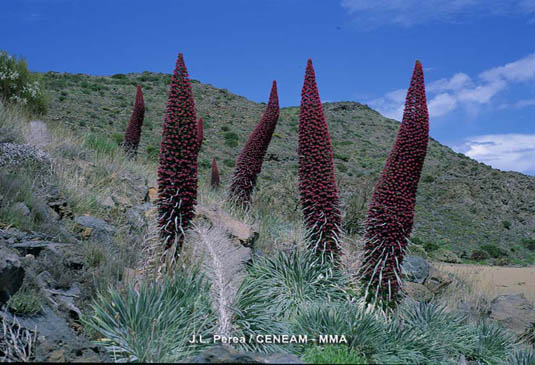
[157,53,198,250]
[359,60,429,307]
[229,81,279,206]
[196,117,204,153]
[211,157,220,188]
[298,59,341,260]
[122,85,145,156]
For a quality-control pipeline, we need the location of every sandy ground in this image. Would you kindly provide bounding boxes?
[436,263,535,303]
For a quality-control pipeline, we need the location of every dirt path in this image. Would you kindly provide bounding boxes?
[436,263,535,303]
[25,120,51,148]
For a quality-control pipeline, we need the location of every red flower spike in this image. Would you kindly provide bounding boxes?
[359,60,430,307]
[157,53,198,251]
[211,157,220,188]
[298,59,342,261]
[122,85,145,157]
[229,80,280,206]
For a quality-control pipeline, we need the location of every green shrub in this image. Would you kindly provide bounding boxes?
[83,270,215,362]
[7,289,43,315]
[294,302,383,357]
[232,250,347,353]
[423,241,440,252]
[521,239,535,251]
[223,159,235,168]
[502,220,512,229]
[467,321,516,363]
[333,152,349,161]
[507,347,535,365]
[422,175,435,183]
[236,250,347,321]
[111,73,127,79]
[111,132,123,145]
[198,159,210,169]
[220,125,230,132]
[146,146,159,160]
[303,345,366,364]
[0,50,47,114]
[471,249,490,261]
[224,139,238,147]
[480,244,508,258]
[223,131,238,140]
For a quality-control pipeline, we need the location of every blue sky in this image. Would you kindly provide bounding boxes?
[2,0,534,174]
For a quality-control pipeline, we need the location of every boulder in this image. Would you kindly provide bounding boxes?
[423,265,452,294]
[0,243,24,303]
[403,282,433,302]
[402,255,429,284]
[489,294,535,336]
[189,345,303,364]
[430,248,461,263]
[12,240,73,256]
[74,216,115,244]
[196,205,258,246]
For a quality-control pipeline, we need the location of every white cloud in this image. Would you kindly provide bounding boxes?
[367,53,535,120]
[428,93,457,117]
[427,73,472,93]
[513,99,535,108]
[455,133,535,174]
[367,88,405,119]
[341,0,535,28]
[480,54,535,83]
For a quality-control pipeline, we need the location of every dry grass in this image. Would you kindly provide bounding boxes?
[1,313,37,362]
[436,263,535,312]
[0,99,29,144]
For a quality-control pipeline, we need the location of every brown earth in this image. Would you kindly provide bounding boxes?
[436,263,535,303]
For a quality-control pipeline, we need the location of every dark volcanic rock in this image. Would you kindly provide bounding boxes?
[74,215,115,244]
[0,243,24,303]
[402,255,430,284]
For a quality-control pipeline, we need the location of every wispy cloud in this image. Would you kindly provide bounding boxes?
[455,133,535,174]
[341,0,535,28]
[367,53,535,120]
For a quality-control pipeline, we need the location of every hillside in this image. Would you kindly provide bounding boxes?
[40,71,535,265]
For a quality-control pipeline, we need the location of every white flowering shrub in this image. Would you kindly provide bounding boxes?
[0,50,47,114]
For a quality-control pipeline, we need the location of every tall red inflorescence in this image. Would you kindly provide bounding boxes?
[122,85,145,156]
[196,117,204,153]
[211,157,220,188]
[298,59,341,261]
[157,53,198,251]
[229,80,279,206]
[359,60,429,307]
